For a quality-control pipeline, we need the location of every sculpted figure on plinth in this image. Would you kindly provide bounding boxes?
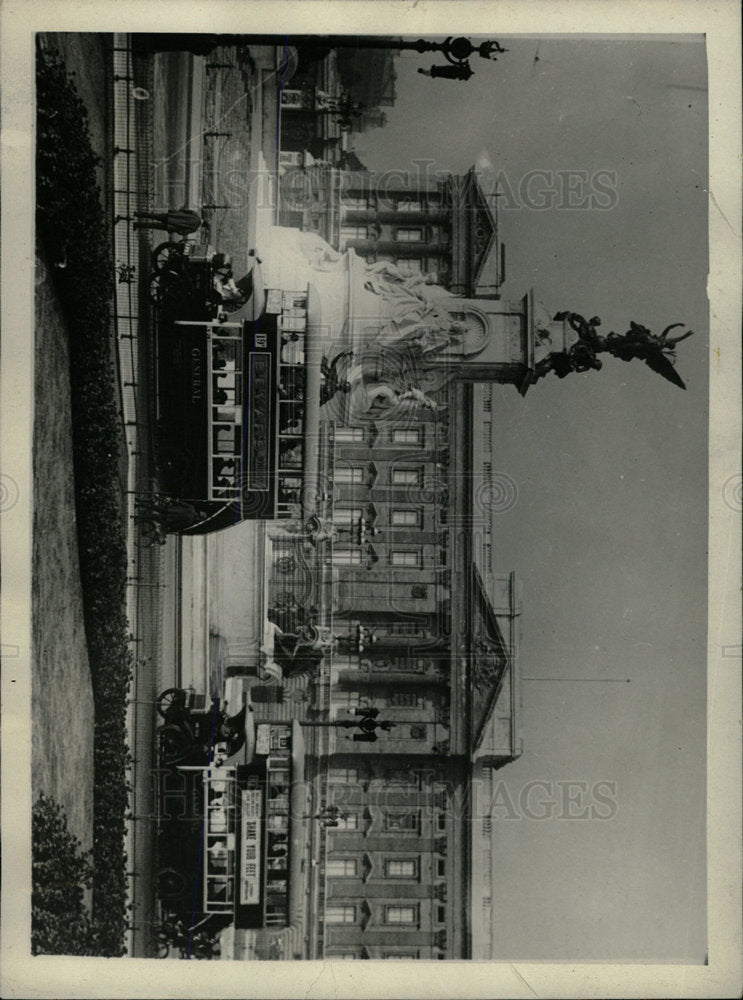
[535,312,694,389]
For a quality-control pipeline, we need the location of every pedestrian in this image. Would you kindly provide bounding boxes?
[133,207,203,235]
[213,271,246,304]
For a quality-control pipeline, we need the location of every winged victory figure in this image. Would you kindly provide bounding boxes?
[606,322,695,389]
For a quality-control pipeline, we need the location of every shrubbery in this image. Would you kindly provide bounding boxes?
[36,46,133,956]
[32,795,96,955]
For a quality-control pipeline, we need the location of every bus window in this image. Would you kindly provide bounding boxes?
[214,372,241,403]
[208,809,229,834]
[281,337,305,365]
[278,475,302,505]
[278,439,302,470]
[279,402,303,434]
[278,369,305,401]
[212,339,241,372]
[213,425,241,454]
[206,877,233,902]
[213,457,240,483]
[213,406,242,426]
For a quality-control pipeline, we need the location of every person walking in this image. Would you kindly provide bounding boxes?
[132,206,203,235]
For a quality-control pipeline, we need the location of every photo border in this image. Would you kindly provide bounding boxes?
[2,1,740,997]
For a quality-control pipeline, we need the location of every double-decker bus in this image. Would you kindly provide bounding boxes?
[151,243,310,531]
[156,721,305,935]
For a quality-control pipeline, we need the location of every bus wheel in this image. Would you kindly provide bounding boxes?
[156,688,182,718]
[159,724,194,763]
[152,242,182,272]
[157,867,187,901]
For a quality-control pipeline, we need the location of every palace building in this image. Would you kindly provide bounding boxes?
[209,323,525,958]
[162,156,556,958]
[279,164,504,298]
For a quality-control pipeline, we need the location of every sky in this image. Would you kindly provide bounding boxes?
[0,5,735,998]
[356,36,709,962]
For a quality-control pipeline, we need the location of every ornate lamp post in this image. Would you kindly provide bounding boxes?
[299,707,394,742]
[210,35,508,82]
[413,37,507,80]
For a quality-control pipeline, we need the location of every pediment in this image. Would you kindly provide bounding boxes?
[464,168,498,289]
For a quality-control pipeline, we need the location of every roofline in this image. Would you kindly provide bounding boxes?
[465,166,499,289]
[469,563,521,759]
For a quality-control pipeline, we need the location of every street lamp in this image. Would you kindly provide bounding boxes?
[362,35,508,81]
[350,712,395,743]
[303,804,349,828]
[299,707,395,743]
[228,35,508,83]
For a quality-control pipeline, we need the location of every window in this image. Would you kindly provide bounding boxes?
[384,905,418,925]
[333,549,362,566]
[342,196,368,211]
[391,428,421,445]
[212,337,241,372]
[395,258,422,276]
[383,811,421,833]
[395,228,423,242]
[384,621,425,636]
[436,905,446,924]
[436,858,446,878]
[434,782,450,807]
[391,550,420,567]
[340,226,368,246]
[335,814,359,831]
[326,906,356,924]
[384,858,418,879]
[335,426,366,443]
[333,952,361,960]
[327,859,358,877]
[213,425,241,454]
[483,397,492,413]
[391,509,421,527]
[437,813,447,831]
[329,768,359,784]
[383,951,420,960]
[336,507,363,526]
[386,692,425,709]
[335,466,365,485]
[392,467,421,486]
[212,371,241,407]
[211,456,241,496]
[396,197,422,212]
[332,689,361,710]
